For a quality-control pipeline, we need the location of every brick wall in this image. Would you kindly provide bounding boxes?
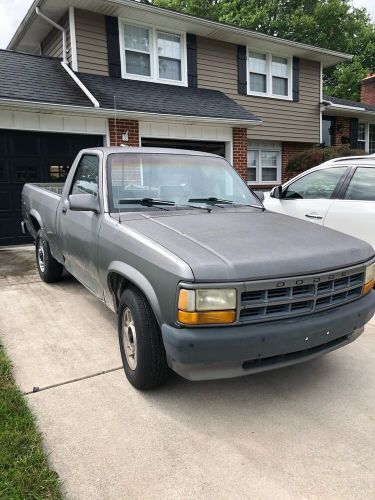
[332,116,350,146]
[281,141,314,183]
[360,74,375,105]
[232,128,248,181]
[108,118,139,147]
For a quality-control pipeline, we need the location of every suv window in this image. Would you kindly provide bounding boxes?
[71,155,99,197]
[344,167,375,201]
[282,167,347,200]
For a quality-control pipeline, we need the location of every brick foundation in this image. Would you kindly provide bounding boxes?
[232,128,248,181]
[108,118,139,147]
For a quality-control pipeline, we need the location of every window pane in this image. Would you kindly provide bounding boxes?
[358,123,366,141]
[157,32,181,59]
[250,73,266,93]
[125,51,151,76]
[344,167,375,201]
[71,155,99,196]
[262,168,277,182]
[272,76,288,96]
[159,57,181,80]
[124,25,149,52]
[261,151,278,167]
[249,52,267,73]
[272,56,288,77]
[248,150,258,167]
[283,167,347,200]
[248,168,257,182]
[370,124,375,154]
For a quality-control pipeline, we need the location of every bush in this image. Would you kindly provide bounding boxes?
[286,145,367,173]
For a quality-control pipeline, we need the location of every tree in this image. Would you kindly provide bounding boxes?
[150,0,375,101]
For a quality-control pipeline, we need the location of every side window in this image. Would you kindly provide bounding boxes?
[282,167,347,200]
[344,167,375,201]
[71,155,99,197]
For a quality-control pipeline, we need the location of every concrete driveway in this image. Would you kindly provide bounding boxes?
[1,245,375,500]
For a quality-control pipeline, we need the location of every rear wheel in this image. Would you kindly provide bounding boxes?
[36,230,64,283]
[118,287,169,390]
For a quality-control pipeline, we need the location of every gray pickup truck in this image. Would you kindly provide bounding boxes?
[22,147,375,390]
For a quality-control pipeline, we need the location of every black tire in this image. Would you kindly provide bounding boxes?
[118,287,169,390]
[35,230,64,283]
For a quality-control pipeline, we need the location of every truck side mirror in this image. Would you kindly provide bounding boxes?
[270,185,283,199]
[69,194,99,213]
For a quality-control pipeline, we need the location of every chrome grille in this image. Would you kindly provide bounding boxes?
[239,269,364,323]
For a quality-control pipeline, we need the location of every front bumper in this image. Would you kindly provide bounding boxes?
[161,291,375,381]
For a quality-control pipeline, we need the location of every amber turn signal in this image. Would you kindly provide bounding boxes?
[363,278,375,295]
[177,310,236,325]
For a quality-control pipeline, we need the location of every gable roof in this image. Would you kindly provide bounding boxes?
[78,72,259,122]
[8,0,351,68]
[0,49,92,107]
[0,49,259,125]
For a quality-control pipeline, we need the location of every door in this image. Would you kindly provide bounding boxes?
[324,166,375,249]
[267,166,349,225]
[0,130,103,246]
[59,154,102,294]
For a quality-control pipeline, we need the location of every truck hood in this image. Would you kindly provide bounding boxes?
[124,209,374,281]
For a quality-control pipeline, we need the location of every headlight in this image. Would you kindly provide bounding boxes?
[363,262,375,294]
[178,288,237,325]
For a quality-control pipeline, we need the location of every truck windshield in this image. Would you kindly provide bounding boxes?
[107,153,261,211]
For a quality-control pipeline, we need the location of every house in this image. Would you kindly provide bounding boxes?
[1,0,351,245]
[322,72,375,152]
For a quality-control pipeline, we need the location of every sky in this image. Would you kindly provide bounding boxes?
[0,0,374,49]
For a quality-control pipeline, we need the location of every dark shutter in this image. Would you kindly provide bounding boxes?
[105,16,121,78]
[292,57,300,102]
[187,33,197,88]
[349,118,359,149]
[237,45,247,95]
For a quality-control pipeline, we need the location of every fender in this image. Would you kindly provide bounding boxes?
[28,208,43,237]
[106,261,162,324]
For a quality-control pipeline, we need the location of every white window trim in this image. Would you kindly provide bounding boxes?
[247,50,292,101]
[247,143,282,186]
[118,18,188,87]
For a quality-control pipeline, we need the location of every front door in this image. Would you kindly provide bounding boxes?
[59,154,102,295]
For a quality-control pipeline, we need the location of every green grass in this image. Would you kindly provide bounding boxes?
[0,344,62,499]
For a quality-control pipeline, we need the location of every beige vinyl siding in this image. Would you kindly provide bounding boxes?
[197,37,320,143]
[74,9,109,76]
[41,14,72,64]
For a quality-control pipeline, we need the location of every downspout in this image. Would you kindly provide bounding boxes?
[35,6,68,64]
[35,6,100,108]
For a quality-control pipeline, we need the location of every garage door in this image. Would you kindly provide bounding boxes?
[0,130,103,246]
[141,138,226,157]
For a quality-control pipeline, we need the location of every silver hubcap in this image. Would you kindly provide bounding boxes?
[122,307,137,370]
[38,243,45,273]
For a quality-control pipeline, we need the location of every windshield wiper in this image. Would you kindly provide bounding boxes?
[118,198,175,207]
[188,197,264,210]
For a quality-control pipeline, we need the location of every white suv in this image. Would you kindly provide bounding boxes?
[264,155,375,250]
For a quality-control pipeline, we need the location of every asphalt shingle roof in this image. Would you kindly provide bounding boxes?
[78,72,259,121]
[0,50,92,107]
[323,94,375,112]
[0,49,258,123]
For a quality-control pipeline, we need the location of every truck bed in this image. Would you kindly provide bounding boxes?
[31,183,64,196]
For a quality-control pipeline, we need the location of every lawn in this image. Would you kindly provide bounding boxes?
[0,343,62,499]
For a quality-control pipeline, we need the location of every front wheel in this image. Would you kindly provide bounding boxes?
[118,288,169,390]
[35,230,64,283]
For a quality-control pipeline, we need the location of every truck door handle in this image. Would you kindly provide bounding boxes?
[62,206,67,214]
[305,213,323,220]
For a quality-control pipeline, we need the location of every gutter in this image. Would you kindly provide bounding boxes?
[321,100,366,112]
[61,62,100,108]
[0,97,261,127]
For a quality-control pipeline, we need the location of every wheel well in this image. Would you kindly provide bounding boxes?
[30,215,41,236]
[108,272,131,312]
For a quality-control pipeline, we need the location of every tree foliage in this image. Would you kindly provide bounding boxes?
[150,0,375,101]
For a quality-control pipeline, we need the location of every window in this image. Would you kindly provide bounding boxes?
[248,51,291,98]
[322,117,334,147]
[247,142,281,184]
[71,155,99,197]
[282,167,347,200]
[358,123,366,150]
[344,167,375,201]
[121,22,186,84]
[369,124,375,154]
